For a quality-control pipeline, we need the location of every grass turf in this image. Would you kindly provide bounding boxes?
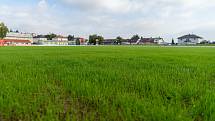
[0,46,215,121]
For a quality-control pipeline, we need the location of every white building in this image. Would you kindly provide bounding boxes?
[39,40,69,46]
[178,34,203,45]
[5,32,34,43]
[3,39,32,46]
[53,35,68,41]
[33,35,47,44]
[138,37,164,45]
[38,35,69,46]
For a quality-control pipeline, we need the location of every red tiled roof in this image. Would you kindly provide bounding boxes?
[0,39,31,43]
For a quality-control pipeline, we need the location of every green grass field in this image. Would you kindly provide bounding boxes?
[0,46,215,121]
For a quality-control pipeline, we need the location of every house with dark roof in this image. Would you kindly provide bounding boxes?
[103,39,130,45]
[33,35,47,44]
[124,37,164,45]
[36,35,69,46]
[138,37,164,44]
[103,39,115,45]
[76,37,86,45]
[178,34,203,44]
[121,39,131,45]
[68,37,86,45]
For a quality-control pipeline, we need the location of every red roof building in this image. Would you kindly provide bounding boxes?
[0,39,32,46]
[0,40,4,46]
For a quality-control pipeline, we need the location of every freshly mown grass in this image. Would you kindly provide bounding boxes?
[0,46,215,121]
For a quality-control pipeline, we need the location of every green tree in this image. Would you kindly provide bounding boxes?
[130,34,140,44]
[76,38,81,45]
[116,36,123,45]
[85,39,89,44]
[68,35,74,41]
[97,36,104,45]
[172,38,175,45]
[89,34,97,45]
[0,22,8,39]
[89,34,104,45]
[45,33,57,40]
[200,40,209,44]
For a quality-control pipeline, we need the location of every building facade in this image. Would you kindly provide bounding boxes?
[33,35,47,44]
[39,40,69,46]
[0,40,4,46]
[138,37,164,44]
[38,36,69,46]
[0,39,32,46]
[77,37,86,45]
[178,34,203,44]
[103,39,115,45]
[124,37,164,45]
[5,32,34,43]
[53,36,68,41]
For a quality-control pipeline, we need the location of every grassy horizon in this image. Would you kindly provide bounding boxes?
[0,46,215,121]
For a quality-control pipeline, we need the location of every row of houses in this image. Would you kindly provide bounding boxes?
[0,32,86,46]
[102,34,204,45]
[102,37,165,45]
[33,35,85,46]
[0,32,206,46]
[0,32,33,46]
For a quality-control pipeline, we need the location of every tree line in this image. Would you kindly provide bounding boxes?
[87,34,141,45]
[0,22,166,45]
[0,22,141,45]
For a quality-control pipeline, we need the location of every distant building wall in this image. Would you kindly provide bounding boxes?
[177,34,203,45]
[39,40,69,46]
[0,40,4,46]
[53,37,68,41]
[33,37,47,44]
[178,38,200,44]
[0,39,32,46]
[5,32,34,43]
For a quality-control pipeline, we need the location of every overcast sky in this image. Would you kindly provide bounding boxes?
[0,0,215,41]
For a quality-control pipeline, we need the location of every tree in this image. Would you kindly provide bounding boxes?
[45,33,57,40]
[0,22,8,39]
[172,38,175,45]
[68,35,74,41]
[200,40,209,44]
[130,34,140,44]
[76,38,81,45]
[85,39,89,44]
[97,36,104,45]
[116,36,123,45]
[89,34,97,45]
[89,34,104,45]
